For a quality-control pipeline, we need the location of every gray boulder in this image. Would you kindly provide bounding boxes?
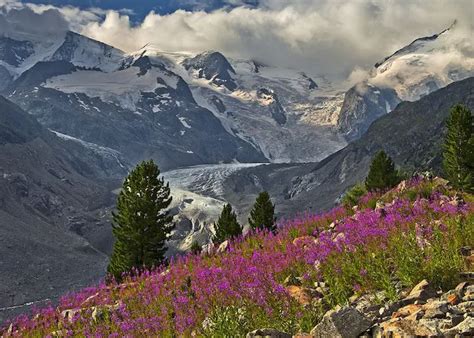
[310,306,372,338]
[246,328,292,338]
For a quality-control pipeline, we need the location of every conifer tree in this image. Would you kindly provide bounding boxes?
[365,150,400,192]
[443,104,474,192]
[108,160,173,280]
[213,204,242,244]
[248,191,276,232]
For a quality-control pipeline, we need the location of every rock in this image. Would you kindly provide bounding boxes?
[395,180,407,192]
[332,232,345,243]
[415,318,442,336]
[200,243,215,256]
[432,176,449,187]
[372,281,474,337]
[403,279,436,302]
[310,306,371,338]
[460,246,473,256]
[51,329,68,337]
[443,316,474,335]
[6,324,13,335]
[459,272,474,280]
[216,240,229,254]
[293,236,316,249]
[454,301,474,313]
[286,286,319,306]
[392,304,422,319]
[375,201,385,210]
[447,293,460,305]
[465,253,474,270]
[455,281,469,296]
[246,328,292,338]
[422,300,448,319]
[462,285,474,300]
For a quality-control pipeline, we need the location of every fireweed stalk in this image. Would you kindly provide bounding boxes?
[3,178,473,337]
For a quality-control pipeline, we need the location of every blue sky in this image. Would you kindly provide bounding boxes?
[25,0,259,20]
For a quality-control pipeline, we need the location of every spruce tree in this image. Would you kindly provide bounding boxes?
[365,150,400,192]
[108,160,173,281]
[248,191,276,232]
[443,104,474,192]
[213,204,242,244]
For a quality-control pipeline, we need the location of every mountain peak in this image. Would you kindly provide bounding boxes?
[374,21,457,69]
[183,50,237,91]
[49,31,125,72]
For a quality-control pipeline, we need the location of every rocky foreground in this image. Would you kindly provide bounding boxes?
[2,176,473,337]
[248,268,474,337]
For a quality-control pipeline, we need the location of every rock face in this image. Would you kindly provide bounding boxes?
[310,306,372,338]
[337,82,399,141]
[0,36,34,67]
[183,51,237,91]
[256,88,287,125]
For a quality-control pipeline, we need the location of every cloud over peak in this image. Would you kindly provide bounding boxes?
[0,0,472,79]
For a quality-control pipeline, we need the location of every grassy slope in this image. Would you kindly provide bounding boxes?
[2,177,474,337]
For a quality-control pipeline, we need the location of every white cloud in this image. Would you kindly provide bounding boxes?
[0,0,472,79]
[79,0,473,78]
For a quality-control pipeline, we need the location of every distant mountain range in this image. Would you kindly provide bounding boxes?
[2,22,471,169]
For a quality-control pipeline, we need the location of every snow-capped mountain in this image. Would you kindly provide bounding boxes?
[4,22,470,164]
[370,21,473,101]
[2,32,268,170]
[135,47,347,162]
[337,21,473,140]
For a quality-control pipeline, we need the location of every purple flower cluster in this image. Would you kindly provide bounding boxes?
[3,180,472,337]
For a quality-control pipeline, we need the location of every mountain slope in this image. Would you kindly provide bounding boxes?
[218,77,474,216]
[0,96,129,322]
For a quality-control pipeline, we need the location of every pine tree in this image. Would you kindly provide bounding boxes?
[443,104,474,192]
[108,160,173,281]
[213,204,242,244]
[365,150,401,192]
[248,191,276,232]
